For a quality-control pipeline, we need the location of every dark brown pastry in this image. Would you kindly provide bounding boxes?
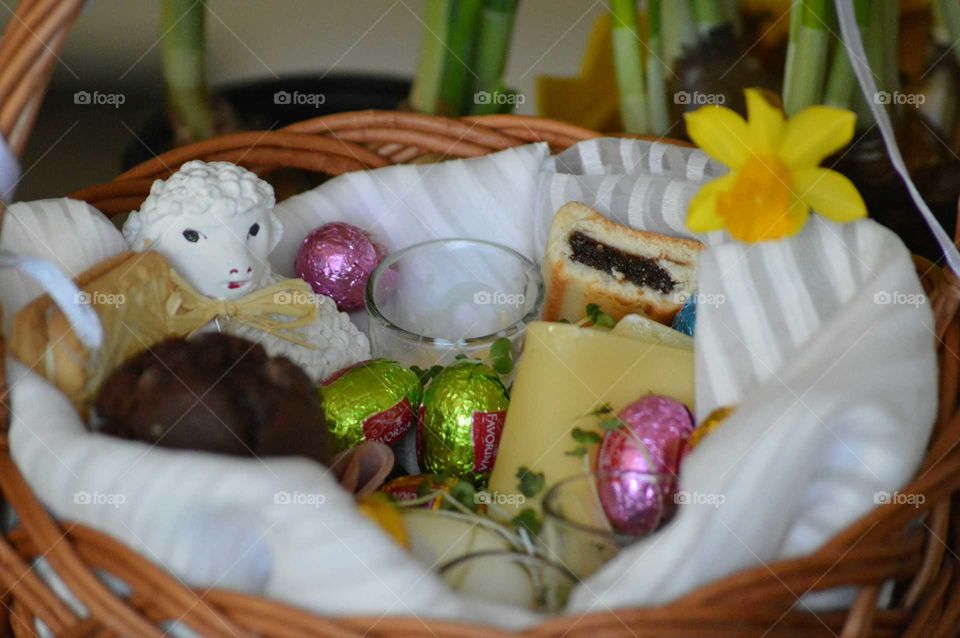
[94,333,328,463]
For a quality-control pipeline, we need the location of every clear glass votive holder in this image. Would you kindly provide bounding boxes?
[541,470,674,580]
[438,549,576,613]
[364,239,543,369]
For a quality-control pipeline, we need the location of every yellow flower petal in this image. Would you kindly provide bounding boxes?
[686,174,735,233]
[745,88,784,154]
[777,106,856,169]
[792,167,867,223]
[684,106,753,169]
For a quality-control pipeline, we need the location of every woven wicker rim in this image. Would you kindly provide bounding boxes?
[1,0,959,636]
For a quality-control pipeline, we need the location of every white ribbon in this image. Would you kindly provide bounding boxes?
[835,0,960,274]
[0,133,21,204]
[0,252,102,349]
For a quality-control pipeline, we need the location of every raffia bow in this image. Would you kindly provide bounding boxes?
[166,270,318,349]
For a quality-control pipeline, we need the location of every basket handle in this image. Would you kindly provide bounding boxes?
[0,0,84,158]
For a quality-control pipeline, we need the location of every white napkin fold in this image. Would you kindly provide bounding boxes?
[0,132,20,204]
[269,143,550,275]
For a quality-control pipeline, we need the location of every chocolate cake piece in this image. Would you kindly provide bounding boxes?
[542,202,702,324]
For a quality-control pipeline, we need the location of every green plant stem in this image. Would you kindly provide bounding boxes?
[468,0,519,115]
[722,0,743,37]
[437,0,483,115]
[936,0,960,64]
[782,0,832,115]
[161,0,214,141]
[880,0,900,103]
[848,0,889,129]
[661,0,696,67]
[823,0,870,109]
[410,0,451,114]
[645,0,669,135]
[611,0,647,133]
[690,0,725,34]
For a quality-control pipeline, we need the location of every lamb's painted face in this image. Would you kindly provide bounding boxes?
[153,206,274,299]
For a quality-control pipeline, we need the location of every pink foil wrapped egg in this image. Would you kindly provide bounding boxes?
[596,395,694,535]
[295,222,385,311]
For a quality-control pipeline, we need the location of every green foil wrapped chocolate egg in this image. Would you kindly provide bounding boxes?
[418,360,510,484]
[320,359,422,454]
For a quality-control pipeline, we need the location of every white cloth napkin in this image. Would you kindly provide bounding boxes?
[0,132,20,204]
[0,137,935,627]
[269,142,550,275]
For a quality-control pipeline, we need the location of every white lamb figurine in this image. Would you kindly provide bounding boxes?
[122,160,370,381]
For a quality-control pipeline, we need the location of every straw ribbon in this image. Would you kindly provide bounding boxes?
[166,270,318,349]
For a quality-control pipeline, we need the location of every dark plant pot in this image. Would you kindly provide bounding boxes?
[830,118,959,262]
[122,73,412,170]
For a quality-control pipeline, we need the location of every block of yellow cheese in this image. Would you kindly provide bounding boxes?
[488,321,694,511]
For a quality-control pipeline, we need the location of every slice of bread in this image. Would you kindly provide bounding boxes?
[541,202,702,324]
[12,251,188,412]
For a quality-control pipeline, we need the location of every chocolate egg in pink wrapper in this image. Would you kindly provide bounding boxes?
[295,222,386,311]
[596,395,694,535]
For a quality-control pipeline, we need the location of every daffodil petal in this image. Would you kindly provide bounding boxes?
[684,107,752,169]
[745,88,784,154]
[777,106,856,169]
[793,167,867,223]
[686,174,735,232]
[782,197,811,238]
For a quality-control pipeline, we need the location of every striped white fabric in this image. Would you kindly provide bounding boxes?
[543,138,938,613]
[269,143,551,277]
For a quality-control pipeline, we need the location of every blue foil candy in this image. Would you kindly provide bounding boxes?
[672,296,696,336]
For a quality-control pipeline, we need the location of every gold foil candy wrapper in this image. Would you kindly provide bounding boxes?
[320,359,423,454]
[417,361,510,485]
[687,405,735,451]
[381,474,464,510]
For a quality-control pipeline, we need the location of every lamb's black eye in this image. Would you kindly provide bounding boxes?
[248,223,260,237]
[182,229,200,243]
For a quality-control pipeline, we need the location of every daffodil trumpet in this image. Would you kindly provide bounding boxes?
[684,88,867,243]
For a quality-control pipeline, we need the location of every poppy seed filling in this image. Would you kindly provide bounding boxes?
[568,231,676,294]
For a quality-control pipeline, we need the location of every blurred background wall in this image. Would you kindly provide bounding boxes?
[2,0,605,200]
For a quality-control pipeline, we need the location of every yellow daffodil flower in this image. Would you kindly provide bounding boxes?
[684,89,867,243]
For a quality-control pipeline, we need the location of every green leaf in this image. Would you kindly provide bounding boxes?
[511,508,543,536]
[594,312,616,328]
[448,480,478,511]
[411,364,445,386]
[491,355,514,375]
[415,478,434,498]
[571,427,602,445]
[516,466,546,498]
[599,417,624,431]
[586,403,614,417]
[490,337,512,358]
[584,303,614,328]
[565,446,588,458]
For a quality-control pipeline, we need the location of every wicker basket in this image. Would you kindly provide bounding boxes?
[2,1,960,636]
